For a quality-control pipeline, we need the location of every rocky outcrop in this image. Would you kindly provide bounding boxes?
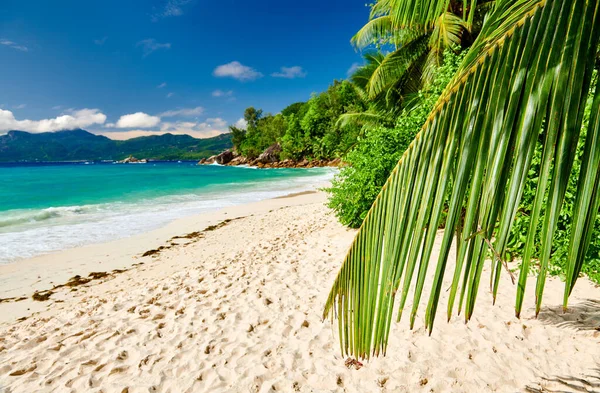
[199,146,344,169]
[226,156,248,166]
[215,149,234,165]
[244,158,343,169]
[257,144,282,164]
[117,156,147,164]
[200,155,217,165]
[198,149,235,165]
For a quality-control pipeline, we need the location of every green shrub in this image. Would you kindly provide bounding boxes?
[507,70,600,283]
[327,49,465,227]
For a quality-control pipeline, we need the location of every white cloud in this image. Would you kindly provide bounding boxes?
[234,118,247,130]
[114,112,161,128]
[158,117,228,136]
[0,108,106,133]
[157,82,167,88]
[94,36,108,45]
[0,39,28,52]
[137,39,171,57]
[166,92,175,98]
[347,62,361,77]
[97,117,229,140]
[204,117,227,128]
[159,106,204,117]
[212,89,233,97]
[213,61,263,82]
[151,0,193,21]
[271,66,307,79]
[12,104,26,109]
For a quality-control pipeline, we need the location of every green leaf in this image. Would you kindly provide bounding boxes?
[324,0,600,359]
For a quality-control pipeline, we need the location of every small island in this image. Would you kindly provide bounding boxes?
[115,156,148,164]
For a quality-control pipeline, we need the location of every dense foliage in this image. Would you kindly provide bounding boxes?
[323,0,600,357]
[0,129,232,161]
[507,71,600,283]
[230,80,366,161]
[328,50,466,227]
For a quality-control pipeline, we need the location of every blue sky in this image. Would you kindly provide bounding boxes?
[0,0,369,139]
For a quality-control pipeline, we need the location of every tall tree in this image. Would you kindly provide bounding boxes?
[352,0,489,101]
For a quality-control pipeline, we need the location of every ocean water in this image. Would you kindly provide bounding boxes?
[0,162,335,264]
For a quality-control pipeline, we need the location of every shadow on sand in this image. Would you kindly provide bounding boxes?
[526,368,600,393]
[536,299,600,331]
[526,299,599,392]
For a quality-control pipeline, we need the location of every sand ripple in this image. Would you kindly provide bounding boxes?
[1,202,599,392]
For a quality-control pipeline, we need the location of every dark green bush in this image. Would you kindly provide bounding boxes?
[327,50,465,227]
[507,70,600,283]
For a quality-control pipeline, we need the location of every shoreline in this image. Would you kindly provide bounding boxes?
[0,188,599,392]
[0,189,329,325]
[0,164,336,265]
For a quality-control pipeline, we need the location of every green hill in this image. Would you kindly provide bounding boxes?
[0,129,232,162]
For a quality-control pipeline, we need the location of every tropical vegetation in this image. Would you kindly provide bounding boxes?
[229,80,365,161]
[328,49,466,227]
[322,0,600,360]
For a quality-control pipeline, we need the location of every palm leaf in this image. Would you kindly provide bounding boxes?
[367,35,429,98]
[336,112,391,129]
[352,16,394,49]
[430,12,464,51]
[349,52,385,92]
[324,0,600,359]
[373,0,454,31]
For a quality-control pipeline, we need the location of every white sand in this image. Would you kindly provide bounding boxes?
[1,191,599,392]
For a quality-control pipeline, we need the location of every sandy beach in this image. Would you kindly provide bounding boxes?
[1,191,599,393]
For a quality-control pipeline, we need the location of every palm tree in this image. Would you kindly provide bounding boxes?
[337,52,404,130]
[324,0,600,359]
[352,0,485,100]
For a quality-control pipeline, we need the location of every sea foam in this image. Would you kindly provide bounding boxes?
[0,166,335,264]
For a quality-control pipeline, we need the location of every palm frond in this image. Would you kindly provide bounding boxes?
[324,0,600,360]
[336,112,391,129]
[349,52,385,92]
[352,16,394,49]
[367,35,429,98]
[430,12,464,51]
[377,0,455,31]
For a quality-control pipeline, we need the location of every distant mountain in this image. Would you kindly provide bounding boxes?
[0,129,232,162]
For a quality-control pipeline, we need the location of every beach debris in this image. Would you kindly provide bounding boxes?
[0,296,27,304]
[142,217,246,259]
[344,358,363,370]
[171,231,204,240]
[64,275,91,287]
[29,269,128,303]
[88,271,110,280]
[142,247,166,257]
[32,290,53,302]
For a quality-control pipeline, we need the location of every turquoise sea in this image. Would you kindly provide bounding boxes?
[0,162,334,264]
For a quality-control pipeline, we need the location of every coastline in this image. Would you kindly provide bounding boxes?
[1,189,599,392]
[0,189,327,324]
